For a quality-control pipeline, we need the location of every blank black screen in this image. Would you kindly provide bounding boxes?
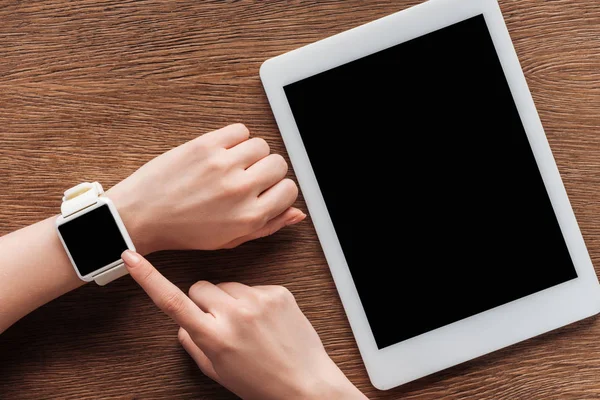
[58,204,128,277]
[283,14,577,349]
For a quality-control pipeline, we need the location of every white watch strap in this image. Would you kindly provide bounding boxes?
[61,182,129,286]
[61,182,105,218]
[93,263,129,286]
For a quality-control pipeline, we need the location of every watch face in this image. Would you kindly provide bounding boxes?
[58,204,129,277]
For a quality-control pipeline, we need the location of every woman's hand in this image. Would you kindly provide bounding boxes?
[107,124,305,254]
[122,251,367,400]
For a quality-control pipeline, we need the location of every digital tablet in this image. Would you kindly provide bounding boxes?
[260,0,600,390]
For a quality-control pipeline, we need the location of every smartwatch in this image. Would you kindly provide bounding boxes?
[55,182,136,286]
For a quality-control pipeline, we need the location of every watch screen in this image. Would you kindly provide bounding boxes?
[58,204,129,277]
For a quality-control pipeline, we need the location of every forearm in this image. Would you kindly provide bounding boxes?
[0,189,150,333]
[0,216,84,332]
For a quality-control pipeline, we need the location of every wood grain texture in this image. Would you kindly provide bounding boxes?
[0,0,599,398]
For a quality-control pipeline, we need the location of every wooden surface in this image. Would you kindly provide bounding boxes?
[0,0,599,398]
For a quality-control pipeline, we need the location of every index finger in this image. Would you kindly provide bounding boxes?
[121,250,213,336]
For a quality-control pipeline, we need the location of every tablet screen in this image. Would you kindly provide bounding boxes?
[283,14,578,350]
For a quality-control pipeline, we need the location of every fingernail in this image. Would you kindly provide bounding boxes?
[122,250,141,266]
[286,212,307,226]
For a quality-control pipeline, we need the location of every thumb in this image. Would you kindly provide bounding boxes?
[178,327,221,383]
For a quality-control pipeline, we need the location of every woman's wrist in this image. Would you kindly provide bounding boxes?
[107,185,157,256]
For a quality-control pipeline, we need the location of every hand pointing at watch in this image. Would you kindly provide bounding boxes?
[107,123,306,255]
[122,250,367,400]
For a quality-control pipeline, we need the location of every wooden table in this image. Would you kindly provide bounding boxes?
[1,1,599,398]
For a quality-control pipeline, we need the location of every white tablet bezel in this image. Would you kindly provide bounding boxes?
[260,0,600,390]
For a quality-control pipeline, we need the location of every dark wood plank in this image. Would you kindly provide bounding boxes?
[1,0,599,398]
